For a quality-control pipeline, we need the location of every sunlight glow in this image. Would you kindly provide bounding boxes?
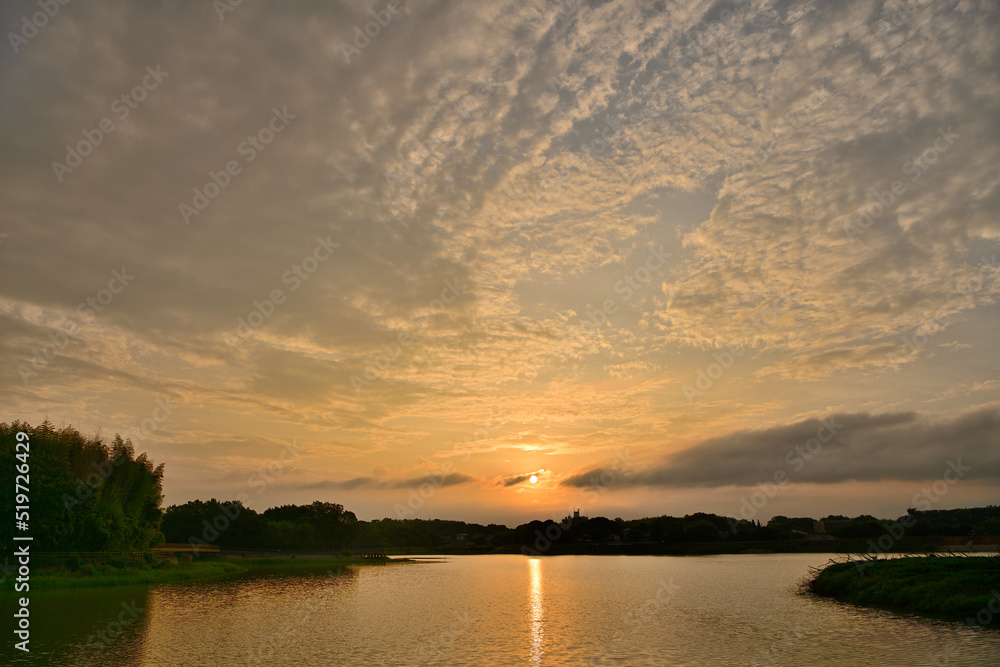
[529,558,544,665]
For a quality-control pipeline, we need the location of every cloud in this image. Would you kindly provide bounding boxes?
[500,474,531,487]
[497,471,534,487]
[1,0,998,520]
[4,0,998,405]
[562,404,1000,489]
[299,472,477,491]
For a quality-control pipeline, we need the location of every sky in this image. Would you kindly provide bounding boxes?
[1,0,998,527]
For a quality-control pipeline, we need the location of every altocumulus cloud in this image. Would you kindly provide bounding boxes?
[1,0,998,520]
[562,405,1000,489]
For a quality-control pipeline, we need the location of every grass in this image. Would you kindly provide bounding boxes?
[225,556,409,577]
[807,555,1000,627]
[1,556,413,592]
[1,560,246,591]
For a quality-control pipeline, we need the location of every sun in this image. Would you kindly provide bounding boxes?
[529,475,538,483]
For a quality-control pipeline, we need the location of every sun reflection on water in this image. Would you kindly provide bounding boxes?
[529,557,544,665]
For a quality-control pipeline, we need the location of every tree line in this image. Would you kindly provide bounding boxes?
[4,419,997,555]
[160,499,360,551]
[0,421,164,552]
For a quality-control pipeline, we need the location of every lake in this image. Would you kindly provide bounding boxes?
[6,554,1000,666]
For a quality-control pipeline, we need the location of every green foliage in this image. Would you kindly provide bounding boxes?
[684,519,721,542]
[264,501,359,550]
[162,499,360,551]
[978,516,1000,535]
[767,516,816,533]
[161,498,265,548]
[352,517,510,549]
[810,556,1000,627]
[831,519,882,538]
[571,517,620,542]
[627,515,686,542]
[0,420,164,552]
[2,560,246,591]
[34,554,58,568]
[510,506,1000,550]
[906,505,1000,536]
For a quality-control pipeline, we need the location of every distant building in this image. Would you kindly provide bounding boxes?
[813,519,852,534]
[563,508,588,527]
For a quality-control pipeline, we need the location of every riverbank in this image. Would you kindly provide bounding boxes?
[0,556,411,592]
[807,555,1000,628]
[489,536,945,556]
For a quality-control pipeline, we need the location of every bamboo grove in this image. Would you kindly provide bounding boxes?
[0,421,165,552]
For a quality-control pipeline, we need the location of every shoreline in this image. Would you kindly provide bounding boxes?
[806,555,1000,628]
[486,536,989,556]
[0,556,413,592]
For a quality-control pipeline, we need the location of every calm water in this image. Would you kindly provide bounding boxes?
[5,554,1000,666]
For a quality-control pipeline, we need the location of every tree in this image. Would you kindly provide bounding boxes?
[685,519,720,542]
[571,517,619,542]
[977,517,1000,535]
[0,421,164,552]
[161,499,264,548]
